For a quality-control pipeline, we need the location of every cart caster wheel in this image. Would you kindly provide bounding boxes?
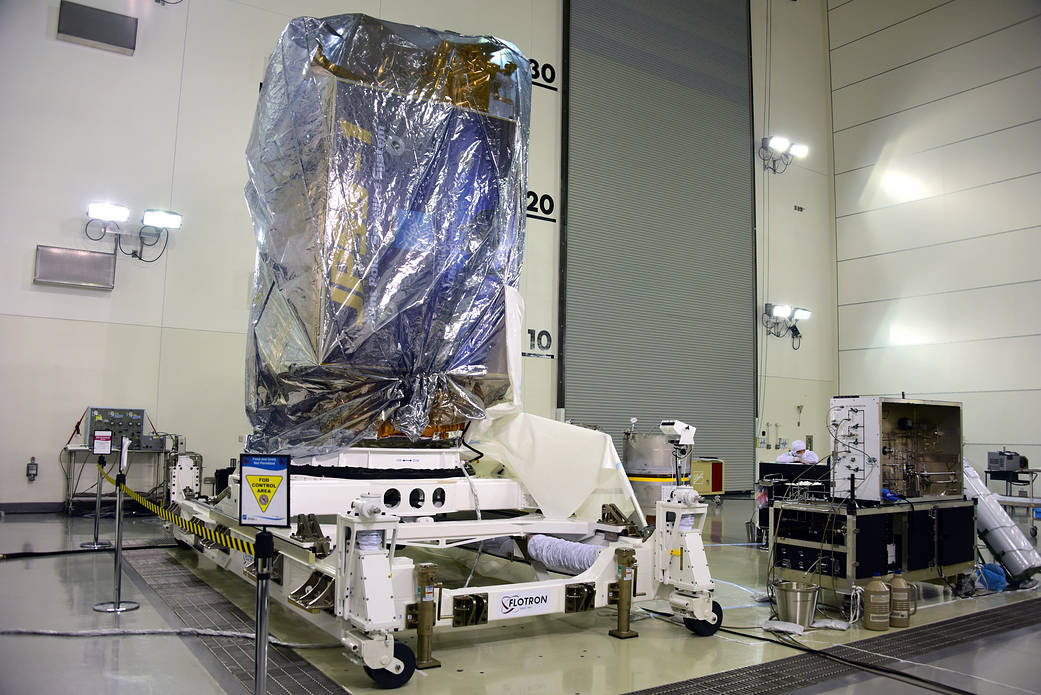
[1031,526,1037,538]
[714,496,722,506]
[363,640,416,689]
[683,601,723,636]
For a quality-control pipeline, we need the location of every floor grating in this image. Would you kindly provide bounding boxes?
[627,597,1041,695]
[125,548,346,695]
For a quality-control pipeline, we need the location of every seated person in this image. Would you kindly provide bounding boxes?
[776,439,820,464]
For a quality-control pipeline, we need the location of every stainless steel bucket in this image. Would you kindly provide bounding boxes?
[774,581,819,627]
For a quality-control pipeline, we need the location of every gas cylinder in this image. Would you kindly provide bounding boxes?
[889,571,917,628]
[862,574,890,631]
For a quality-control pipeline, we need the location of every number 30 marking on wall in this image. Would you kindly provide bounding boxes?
[529,59,558,91]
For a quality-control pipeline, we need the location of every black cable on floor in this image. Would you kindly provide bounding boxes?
[719,627,975,695]
[0,542,179,561]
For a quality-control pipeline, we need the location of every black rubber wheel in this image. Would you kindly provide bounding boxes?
[683,600,723,636]
[363,640,416,689]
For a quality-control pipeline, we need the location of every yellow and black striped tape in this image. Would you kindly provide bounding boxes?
[98,464,255,555]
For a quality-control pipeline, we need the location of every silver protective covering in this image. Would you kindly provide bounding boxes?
[244,14,530,455]
[964,462,1041,579]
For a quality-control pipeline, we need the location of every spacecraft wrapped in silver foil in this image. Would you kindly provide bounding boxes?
[244,14,530,455]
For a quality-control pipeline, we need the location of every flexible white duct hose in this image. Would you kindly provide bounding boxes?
[357,530,383,551]
[963,461,1041,579]
[527,534,601,575]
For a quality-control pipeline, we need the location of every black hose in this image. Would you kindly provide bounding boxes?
[0,542,179,561]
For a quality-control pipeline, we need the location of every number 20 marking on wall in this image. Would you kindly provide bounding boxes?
[526,190,555,220]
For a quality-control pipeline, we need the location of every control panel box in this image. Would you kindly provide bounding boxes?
[84,407,146,451]
[830,397,963,503]
[988,450,1028,472]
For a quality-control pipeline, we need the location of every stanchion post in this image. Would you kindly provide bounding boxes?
[609,547,638,639]
[94,438,139,613]
[254,529,274,695]
[414,563,441,669]
[81,454,112,550]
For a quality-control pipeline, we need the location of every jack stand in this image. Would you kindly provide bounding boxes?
[81,455,112,550]
[414,563,441,669]
[94,442,139,613]
[609,548,638,639]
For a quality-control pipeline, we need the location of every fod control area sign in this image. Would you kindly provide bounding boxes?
[239,454,290,528]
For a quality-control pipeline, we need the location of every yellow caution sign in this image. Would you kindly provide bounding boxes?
[239,454,291,527]
[246,475,282,512]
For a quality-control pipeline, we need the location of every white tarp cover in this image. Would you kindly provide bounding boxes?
[470,411,644,523]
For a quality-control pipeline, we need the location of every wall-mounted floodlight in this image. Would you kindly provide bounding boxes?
[82,201,180,264]
[142,209,182,230]
[762,302,811,349]
[87,202,130,223]
[767,136,790,153]
[758,136,809,174]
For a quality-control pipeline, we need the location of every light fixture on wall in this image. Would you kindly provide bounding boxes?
[84,201,181,264]
[142,209,183,230]
[758,136,808,174]
[86,202,130,225]
[763,303,810,349]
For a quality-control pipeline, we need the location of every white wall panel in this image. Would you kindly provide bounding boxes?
[835,120,1041,217]
[752,0,837,471]
[755,376,835,463]
[156,328,251,478]
[839,281,1041,350]
[761,166,837,383]
[221,1,368,15]
[519,0,563,416]
[159,2,368,334]
[834,147,943,218]
[0,315,161,504]
[915,390,1041,446]
[835,68,1041,173]
[838,227,1041,304]
[828,0,949,50]
[839,335,1041,395]
[0,0,184,327]
[831,0,1039,89]
[837,173,1041,260]
[518,222,558,419]
[378,0,533,50]
[759,0,834,177]
[832,16,1041,130]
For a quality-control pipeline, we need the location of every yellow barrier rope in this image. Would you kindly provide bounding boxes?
[97,464,255,555]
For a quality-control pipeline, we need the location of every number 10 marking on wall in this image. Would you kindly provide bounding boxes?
[523,329,554,359]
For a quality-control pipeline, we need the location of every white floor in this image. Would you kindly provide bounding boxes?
[1,502,1039,694]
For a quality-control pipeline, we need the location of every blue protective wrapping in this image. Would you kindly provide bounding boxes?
[243,14,530,455]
